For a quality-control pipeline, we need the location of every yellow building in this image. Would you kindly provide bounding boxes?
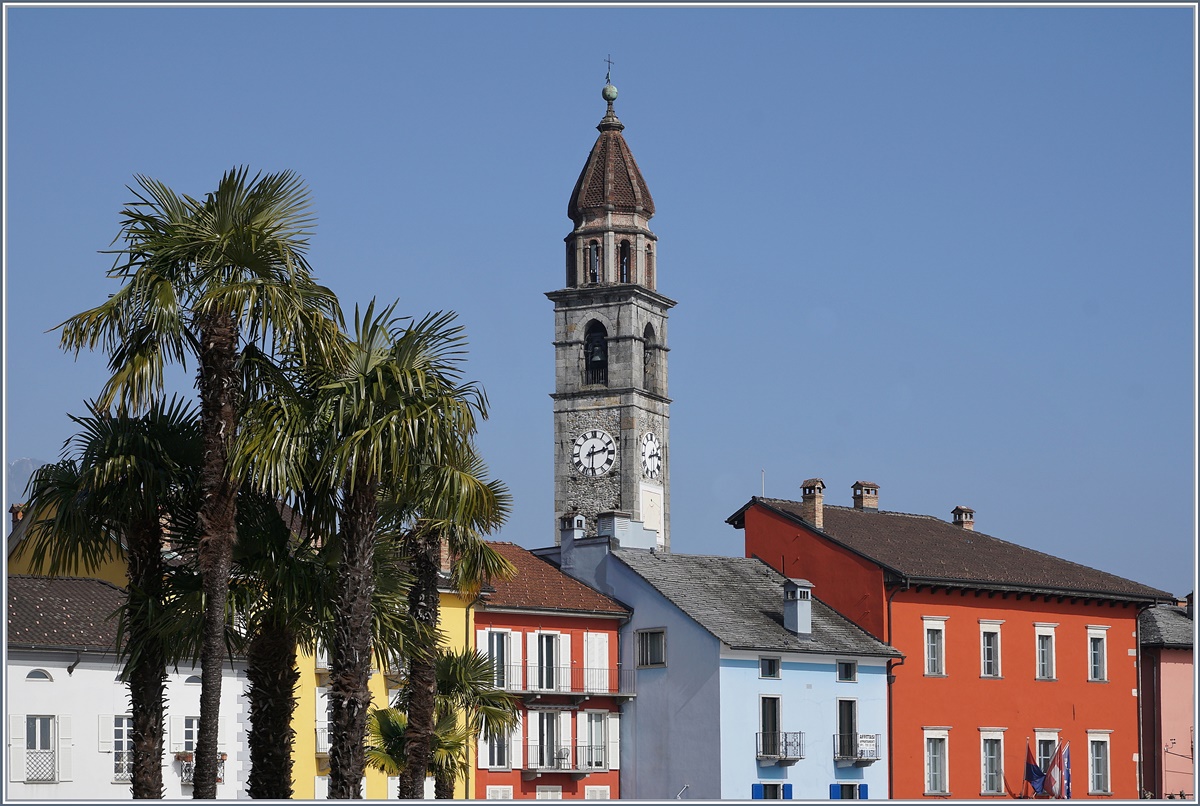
[294,582,476,799]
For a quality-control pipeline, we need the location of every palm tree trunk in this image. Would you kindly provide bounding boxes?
[193,312,240,799]
[398,531,442,799]
[127,522,167,798]
[329,472,378,798]
[246,621,299,799]
[433,766,455,799]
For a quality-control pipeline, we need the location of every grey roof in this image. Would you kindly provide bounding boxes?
[613,549,900,658]
[8,575,123,651]
[1140,604,1194,649]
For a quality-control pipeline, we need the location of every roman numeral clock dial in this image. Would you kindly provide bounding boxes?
[572,429,616,477]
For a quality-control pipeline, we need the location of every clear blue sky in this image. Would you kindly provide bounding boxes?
[4,5,1196,597]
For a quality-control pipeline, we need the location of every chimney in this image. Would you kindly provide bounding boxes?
[559,513,587,545]
[851,481,879,510]
[783,578,814,636]
[9,504,25,532]
[951,506,975,531]
[438,537,453,573]
[597,511,632,541]
[799,479,825,530]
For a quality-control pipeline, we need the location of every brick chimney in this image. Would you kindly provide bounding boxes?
[783,578,814,637]
[799,479,825,530]
[851,481,879,510]
[951,506,975,531]
[9,504,26,532]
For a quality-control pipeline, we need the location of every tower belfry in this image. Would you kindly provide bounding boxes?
[548,79,675,551]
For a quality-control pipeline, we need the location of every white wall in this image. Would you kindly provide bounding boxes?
[6,647,247,800]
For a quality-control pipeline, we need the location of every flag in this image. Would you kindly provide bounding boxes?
[1045,741,1072,799]
[1024,741,1046,796]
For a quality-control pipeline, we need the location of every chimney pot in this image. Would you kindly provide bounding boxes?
[852,481,879,510]
[9,504,26,532]
[799,478,825,530]
[952,506,975,531]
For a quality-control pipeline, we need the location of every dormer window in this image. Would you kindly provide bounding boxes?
[619,240,631,283]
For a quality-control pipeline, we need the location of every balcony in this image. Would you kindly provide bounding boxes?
[521,743,608,780]
[316,723,331,755]
[113,750,133,782]
[492,663,635,702]
[833,733,882,766]
[757,731,804,766]
[178,756,226,784]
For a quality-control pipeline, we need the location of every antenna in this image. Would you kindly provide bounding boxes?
[605,54,615,84]
[761,469,765,497]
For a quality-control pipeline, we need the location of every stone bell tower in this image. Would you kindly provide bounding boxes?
[547,80,675,551]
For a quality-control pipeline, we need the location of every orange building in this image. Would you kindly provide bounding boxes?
[472,542,632,800]
[727,480,1174,799]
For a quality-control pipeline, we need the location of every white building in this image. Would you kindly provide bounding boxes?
[6,575,248,799]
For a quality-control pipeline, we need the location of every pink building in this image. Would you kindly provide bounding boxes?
[1139,595,1194,799]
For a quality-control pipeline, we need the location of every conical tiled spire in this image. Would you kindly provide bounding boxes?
[567,83,655,224]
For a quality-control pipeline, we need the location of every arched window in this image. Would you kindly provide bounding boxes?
[643,323,658,393]
[185,675,201,685]
[26,669,52,682]
[588,241,602,284]
[645,244,655,288]
[566,242,577,287]
[619,240,632,283]
[584,321,609,386]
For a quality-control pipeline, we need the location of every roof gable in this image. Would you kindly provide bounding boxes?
[479,542,629,617]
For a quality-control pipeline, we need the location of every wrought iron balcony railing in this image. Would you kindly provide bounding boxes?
[489,663,635,697]
[25,749,55,782]
[113,750,133,781]
[757,731,805,763]
[179,758,225,784]
[833,733,882,763]
[316,723,331,755]
[524,742,607,772]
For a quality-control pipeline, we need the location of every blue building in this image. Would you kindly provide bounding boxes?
[538,518,900,800]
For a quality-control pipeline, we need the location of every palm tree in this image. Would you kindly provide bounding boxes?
[57,167,340,797]
[387,451,515,799]
[365,708,470,797]
[17,397,201,798]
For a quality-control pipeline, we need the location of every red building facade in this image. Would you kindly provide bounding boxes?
[473,542,632,800]
[728,481,1172,800]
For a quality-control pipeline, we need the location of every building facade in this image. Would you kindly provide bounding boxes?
[6,575,247,800]
[1138,596,1194,799]
[472,541,631,800]
[728,481,1175,799]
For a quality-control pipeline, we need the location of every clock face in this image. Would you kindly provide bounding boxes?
[640,431,661,479]
[572,429,616,476]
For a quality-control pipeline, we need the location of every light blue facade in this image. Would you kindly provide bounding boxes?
[718,650,889,800]
[541,540,893,800]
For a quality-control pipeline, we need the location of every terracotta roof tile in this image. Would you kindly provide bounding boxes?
[738,497,1172,601]
[568,120,654,222]
[480,542,629,617]
[7,575,124,650]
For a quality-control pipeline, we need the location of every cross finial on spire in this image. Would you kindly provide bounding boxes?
[604,54,614,84]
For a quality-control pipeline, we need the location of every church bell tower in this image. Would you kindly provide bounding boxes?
[548,80,675,551]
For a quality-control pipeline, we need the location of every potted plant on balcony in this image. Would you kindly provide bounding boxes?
[174,751,194,763]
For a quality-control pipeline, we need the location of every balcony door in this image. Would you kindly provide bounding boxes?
[760,696,781,756]
[837,699,857,758]
[584,632,608,693]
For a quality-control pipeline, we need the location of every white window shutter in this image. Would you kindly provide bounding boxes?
[607,713,620,770]
[510,711,523,770]
[314,775,328,798]
[558,711,571,767]
[56,715,72,781]
[527,632,539,687]
[98,715,113,752]
[510,632,524,691]
[576,711,587,757]
[558,634,573,692]
[476,629,488,652]
[169,716,185,753]
[477,728,489,770]
[9,714,27,782]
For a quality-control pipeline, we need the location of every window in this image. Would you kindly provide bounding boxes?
[761,783,783,799]
[25,670,51,681]
[837,783,864,799]
[980,621,1002,678]
[182,716,199,752]
[487,730,509,769]
[619,240,631,283]
[760,657,781,679]
[535,711,561,769]
[637,629,665,667]
[837,661,858,682]
[642,323,658,393]
[584,321,608,386]
[836,700,858,759]
[113,716,133,781]
[980,732,1004,794]
[1035,624,1057,680]
[584,712,607,768]
[487,786,514,799]
[924,617,947,676]
[1035,735,1057,775]
[25,716,55,782]
[185,675,201,685]
[587,241,601,284]
[1087,627,1109,682]
[759,696,781,756]
[1088,732,1111,794]
[566,242,577,287]
[488,631,508,689]
[925,729,949,795]
[537,633,558,691]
